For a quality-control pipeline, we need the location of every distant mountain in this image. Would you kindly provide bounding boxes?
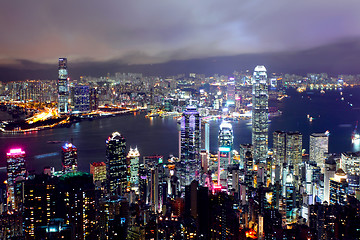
[1,39,360,82]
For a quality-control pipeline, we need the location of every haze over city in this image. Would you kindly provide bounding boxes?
[1,0,360,81]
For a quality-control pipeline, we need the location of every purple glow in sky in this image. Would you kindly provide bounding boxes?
[1,0,360,66]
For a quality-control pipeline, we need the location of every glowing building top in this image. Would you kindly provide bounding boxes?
[127,147,140,158]
[61,142,78,173]
[218,121,233,153]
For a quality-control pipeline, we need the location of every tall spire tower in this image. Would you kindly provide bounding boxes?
[58,58,69,114]
[252,65,268,163]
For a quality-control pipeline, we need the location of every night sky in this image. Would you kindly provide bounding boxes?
[1,0,360,80]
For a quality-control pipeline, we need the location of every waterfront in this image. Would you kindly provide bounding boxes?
[0,87,360,177]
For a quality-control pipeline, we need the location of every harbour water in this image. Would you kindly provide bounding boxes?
[0,87,360,178]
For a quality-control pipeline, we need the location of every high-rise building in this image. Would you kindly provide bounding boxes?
[179,106,201,188]
[58,172,97,239]
[201,121,210,152]
[286,132,302,175]
[217,121,233,186]
[272,131,286,165]
[61,142,78,173]
[226,78,235,106]
[309,133,329,171]
[23,174,58,239]
[127,147,140,193]
[285,173,295,224]
[106,132,127,195]
[58,58,69,114]
[324,157,336,203]
[252,65,268,163]
[73,85,90,113]
[329,169,348,205]
[340,152,360,175]
[6,148,26,213]
[90,162,107,188]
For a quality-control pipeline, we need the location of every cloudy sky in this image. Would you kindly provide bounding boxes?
[1,0,359,67]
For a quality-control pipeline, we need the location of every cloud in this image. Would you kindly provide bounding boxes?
[0,0,360,65]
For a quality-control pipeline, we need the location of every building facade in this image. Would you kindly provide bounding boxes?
[252,65,268,163]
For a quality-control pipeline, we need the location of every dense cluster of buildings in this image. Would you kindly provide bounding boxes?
[1,61,360,239]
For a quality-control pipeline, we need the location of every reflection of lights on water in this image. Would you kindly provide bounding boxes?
[353,139,360,152]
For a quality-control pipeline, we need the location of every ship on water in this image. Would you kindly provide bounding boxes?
[352,121,360,143]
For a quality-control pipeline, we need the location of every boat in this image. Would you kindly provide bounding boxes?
[352,121,360,143]
[47,140,63,144]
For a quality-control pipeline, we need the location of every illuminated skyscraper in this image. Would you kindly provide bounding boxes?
[90,162,107,188]
[226,78,235,106]
[106,132,127,195]
[217,121,233,186]
[6,148,26,213]
[272,131,286,165]
[73,85,90,113]
[286,132,302,175]
[309,132,329,171]
[252,65,268,163]
[61,142,78,173]
[127,147,140,193]
[329,169,348,205]
[180,106,201,188]
[58,58,69,114]
[285,173,295,224]
[324,157,336,203]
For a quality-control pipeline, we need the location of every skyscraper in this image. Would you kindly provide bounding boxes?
[179,106,201,188]
[6,148,26,213]
[286,132,302,175]
[58,58,69,114]
[127,147,140,193]
[272,131,286,165]
[217,121,233,186]
[329,169,348,205]
[106,132,127,195]
[90,162,107,189]
[61,142,78,173]
[73,85,90,113]
[309,132,329,171]
[252,65,268,163]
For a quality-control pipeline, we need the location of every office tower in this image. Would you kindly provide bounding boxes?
[309,133,329,171]
[239,144,252,169]
[286,132,302,175]
[89,87,98,111]
[201,121,210,152]
[323,157,336,203]
[106,132,127,195]
[285,173,295,224]
[329,169,348,205]
[127,147,140,192]
[150,167,159,213]
[340,152,360,175]
[23,174,58,239]
[61,142,78,173]
[226,78,235,106]
[6,148,26,213]
[179,106,201,188]
[273,131,286,165]
[58,172,97,239]
[73,85,90,113]
[58,58,69,114]
[138,164,148,203]
[90,162,107,188]
[240,144,254,187]
[217,121,233,186]
[252,65,268,163]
